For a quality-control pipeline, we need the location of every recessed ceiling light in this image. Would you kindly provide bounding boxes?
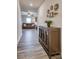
[30,3,33,6]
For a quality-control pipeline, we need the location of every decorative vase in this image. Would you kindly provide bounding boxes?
[45,20,52,27]
[47,24,51,27]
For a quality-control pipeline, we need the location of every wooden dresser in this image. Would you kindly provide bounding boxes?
[39,26,61,59]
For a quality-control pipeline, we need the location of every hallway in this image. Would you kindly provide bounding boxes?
[17,29,49,59]
[17,29,61,59]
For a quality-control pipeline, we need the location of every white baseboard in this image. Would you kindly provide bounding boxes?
[17,33,22,45]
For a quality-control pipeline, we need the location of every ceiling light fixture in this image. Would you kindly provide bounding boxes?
[27,10,33,16]
[30,3,33,6]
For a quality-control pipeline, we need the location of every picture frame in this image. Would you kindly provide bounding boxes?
[50,5,53,10]
[47,9,50,14]
[54,4,59,11]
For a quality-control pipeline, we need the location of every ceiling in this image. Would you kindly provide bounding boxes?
[19,0,45,12]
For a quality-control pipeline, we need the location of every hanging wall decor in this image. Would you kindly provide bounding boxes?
[54,4,59,11]
[50,5,53,10]
[47,4,59,17]
[47,9,50,14]
[47,9,50,17]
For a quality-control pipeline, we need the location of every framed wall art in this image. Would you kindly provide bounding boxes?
[54,4,59,11]
[50,5,53,10]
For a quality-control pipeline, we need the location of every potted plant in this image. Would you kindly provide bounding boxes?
[45,20,52,27]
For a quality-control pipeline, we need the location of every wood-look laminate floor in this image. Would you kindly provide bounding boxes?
[17,29,61,59]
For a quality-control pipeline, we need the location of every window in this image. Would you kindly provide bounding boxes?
[26,18,32,23]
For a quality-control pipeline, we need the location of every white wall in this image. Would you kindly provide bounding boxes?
[21,15,26,23]
[38,0,62,28]
[17,0,22,44]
